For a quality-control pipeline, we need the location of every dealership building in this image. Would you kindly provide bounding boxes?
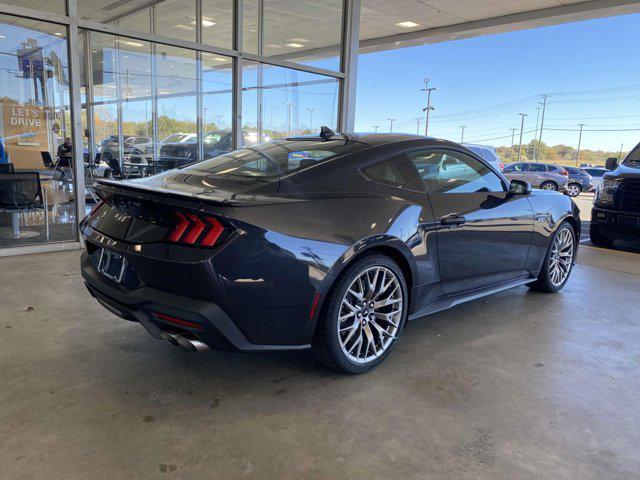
[0,0,638,255]
[2,2,640,478]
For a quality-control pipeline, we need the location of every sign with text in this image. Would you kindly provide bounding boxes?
[1,100,50,170]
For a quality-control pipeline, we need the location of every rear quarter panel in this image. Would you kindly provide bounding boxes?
[525,190,580,274]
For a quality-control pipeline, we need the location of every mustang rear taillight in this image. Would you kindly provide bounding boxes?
[165,211,226,247]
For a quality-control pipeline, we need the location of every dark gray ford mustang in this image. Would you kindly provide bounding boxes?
[80,131,580,373]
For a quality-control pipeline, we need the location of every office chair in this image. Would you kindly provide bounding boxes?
[0,172,48,240]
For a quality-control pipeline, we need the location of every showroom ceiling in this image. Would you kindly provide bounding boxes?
[4,0,640,57]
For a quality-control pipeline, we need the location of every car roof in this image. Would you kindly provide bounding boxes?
[286,132,466,150]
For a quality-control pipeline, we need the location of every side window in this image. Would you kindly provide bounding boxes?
[529,164,548,172]
[407,150,505,194]
[360,155,424,191]
[503,163,524,173]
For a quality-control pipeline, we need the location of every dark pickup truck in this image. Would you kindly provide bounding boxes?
[590,143,640,247]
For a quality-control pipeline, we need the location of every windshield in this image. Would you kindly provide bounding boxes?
[184,139,358,180]
[623,146,640,165]
[162,133,188,143]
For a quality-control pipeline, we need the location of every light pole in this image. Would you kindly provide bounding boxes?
[533,105,541,161]
[415,117,422,134]
[537,93,550,162]
[575,123,585,166]
[517,113,528,161]
[618,143,624,161]
[283,102,295,135]
[387,118,396,133]
[306,107,315,131]
[421,78,436,136]
[372,125,380,133]
[510,127,518,161]
[460,125,466,143]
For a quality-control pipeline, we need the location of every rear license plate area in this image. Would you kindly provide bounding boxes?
[96,249,126,283]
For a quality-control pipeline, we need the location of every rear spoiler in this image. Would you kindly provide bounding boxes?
[95,179,236,206]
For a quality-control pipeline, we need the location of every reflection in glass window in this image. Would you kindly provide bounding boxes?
[117,9,151,35]
[154,0,197,43]
[155,46,197,173]
[0,15,76,248]
[408,150,505,194]
[242,62,339,146]
[202,53,233,158]
[248,0,343,71]
[202,0,233,50]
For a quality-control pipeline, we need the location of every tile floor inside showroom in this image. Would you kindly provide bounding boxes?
[1,243,639,480]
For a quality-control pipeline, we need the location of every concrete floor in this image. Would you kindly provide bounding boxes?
[1,246,639,480]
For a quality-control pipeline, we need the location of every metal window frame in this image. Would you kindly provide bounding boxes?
[0,0,357,256]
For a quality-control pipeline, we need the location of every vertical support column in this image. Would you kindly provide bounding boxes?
[338,0,361,132]
[66,0,86,239]
[84,31,96,165]
[232,0,244,149]
[115,36,124,175]
[256,0,264,140]
[151,6,159,174]
[196,0,204,161]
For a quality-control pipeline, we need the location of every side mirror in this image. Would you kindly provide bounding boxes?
[509,179,532,195]
[605,157,618,171]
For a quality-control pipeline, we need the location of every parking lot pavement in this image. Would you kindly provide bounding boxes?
[1,248,640,480]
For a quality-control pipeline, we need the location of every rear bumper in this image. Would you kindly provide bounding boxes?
[81,252,310,352]
[591,207,640,240]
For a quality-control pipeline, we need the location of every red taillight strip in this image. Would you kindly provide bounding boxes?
[182,214,206,244]
[152,312,203,330]
[165,211,227,247]
[200,217,224,246]
[167,212,190,242]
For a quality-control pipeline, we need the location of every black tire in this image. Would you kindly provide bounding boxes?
[528,221,576,293]
[567,183,582,197]
[312,253,409,374]
[589,224,614,248]
[540,181,558,191]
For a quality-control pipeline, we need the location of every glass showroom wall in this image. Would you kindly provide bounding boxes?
[0,14,77,249]
[0,0,349,255]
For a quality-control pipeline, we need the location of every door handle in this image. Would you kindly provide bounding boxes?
[440,213,466,226]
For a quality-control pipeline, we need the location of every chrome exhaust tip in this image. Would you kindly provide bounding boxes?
[174,335,210,352]
[160,331,181,346]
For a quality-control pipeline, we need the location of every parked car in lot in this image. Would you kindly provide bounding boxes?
[154,131,271,174]
[564,166,593,197]
[590,145,640,247]
[155,130,232,173]
[81,131,580,373]
[462,143,505,172]
[583,167,607,191]
[98,135,150,178]
[502,162,569,192]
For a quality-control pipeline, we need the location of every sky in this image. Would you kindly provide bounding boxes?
[354,12,640,152]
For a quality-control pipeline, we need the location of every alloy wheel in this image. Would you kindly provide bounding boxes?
[337,266,403,364]
[549,228,575,286]
[567,184,580,197]
[542,183,557,191]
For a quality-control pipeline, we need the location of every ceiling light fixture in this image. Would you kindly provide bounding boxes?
[285,42,305,48]
[395,21,420,28]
